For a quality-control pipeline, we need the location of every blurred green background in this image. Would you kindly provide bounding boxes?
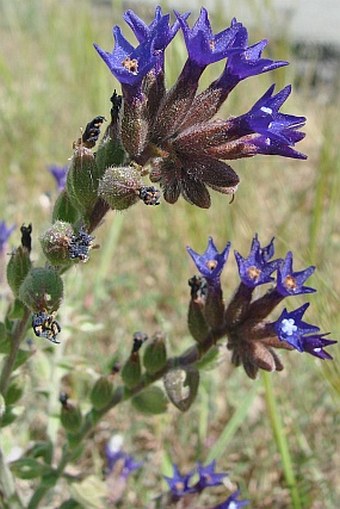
[0,1,339,507]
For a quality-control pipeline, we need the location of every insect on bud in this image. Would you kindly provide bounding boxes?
[98,166,144,210]
[19,267,63,313]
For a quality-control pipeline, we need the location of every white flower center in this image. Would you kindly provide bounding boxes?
[229,503,238,509]
[281,318,297,336]
[314,347,322,352]
[260,106,273,115]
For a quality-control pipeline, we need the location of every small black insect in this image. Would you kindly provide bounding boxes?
[81,115,106,148]
[138,186,161,206]
[20,223,32,253]
[32,311,61,344]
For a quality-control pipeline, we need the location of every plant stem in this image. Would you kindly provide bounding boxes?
[27,330,222,507]
[0,306,31,395]
[262,372,302,509]
[0,446,24,509]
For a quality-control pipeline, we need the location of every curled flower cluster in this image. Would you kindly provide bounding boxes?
[164,461,248,508]
[94,6,306,208]
[187,235,337,378]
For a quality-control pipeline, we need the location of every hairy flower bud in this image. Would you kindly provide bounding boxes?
[40,221,74,266]
[66,145,99,218]
[19,267,63,312]
[98,166,143,210]
[52,190,80,225]
[143,332,167,374]
[121,352,142,389]
[90,376,114,410]
[6,246,32,297]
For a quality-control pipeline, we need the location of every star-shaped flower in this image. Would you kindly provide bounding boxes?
[194,460,228,491]
[273,303,320,351]
[176,8,242,66]
[164,464,195,497]
[276,251,316,297]
[232,85,306,145]
[234,234,282,288]
[242,129,307,160]
[300,333,337,360]
[187,237,231,286]
[124,6,185,52]
[105,437,142,479]
[94,26,156,87]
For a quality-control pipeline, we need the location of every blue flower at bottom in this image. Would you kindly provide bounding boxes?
[274,303,320,352]
[187,237,230,286]
[195,460,228,491]
[105,439,142,479]
[212,489,249,508]
[164,464,195,496]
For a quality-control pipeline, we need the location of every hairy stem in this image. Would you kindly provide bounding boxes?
[27,329,222,508]
[0,306,31,395]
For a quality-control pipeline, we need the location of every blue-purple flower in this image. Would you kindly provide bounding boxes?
[187,237,231,287]
[105,438,142,479]
[94,7,307,208]
[234,234,281,288]
[229,85,306,145]
[212,489,249,508]
[47,164,68,191]
[195,460,228,491]
[300,333,337,360]
[274,303,320,352]
[176,8,242,66]
[94,26,156,87]
[276,251,316,297]
[0,221,15,253]
[217,25,288,91]
[124,6,183,53]
[164,464,195,497]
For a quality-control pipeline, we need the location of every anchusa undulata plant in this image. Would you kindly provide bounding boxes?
[0,5,337,509]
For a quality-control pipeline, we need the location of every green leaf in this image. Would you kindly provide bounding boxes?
[10,458,53,480]
[163,367,200,412]
[7,299,26,320]
[28,441,53,465]
[59,499,82,509]
[131,386,168,415]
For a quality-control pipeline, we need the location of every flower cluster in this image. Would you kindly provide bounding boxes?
[94,6,306,209]
[164,461,248,508]
[187,234,337,378]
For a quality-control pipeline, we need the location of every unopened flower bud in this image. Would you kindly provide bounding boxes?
[98,166,143,210]
[121,352,142,389]
[6,246,32,297]
[66,146,99,217]
[143,332,167,374]
[60,400,83,433]
[52,190,80,224]
[19,267,63,312]
[188,299,210,344]
[204,286,225,330]
[121,94,149,159]
[40,221,74,266]
[90,376,114,410]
